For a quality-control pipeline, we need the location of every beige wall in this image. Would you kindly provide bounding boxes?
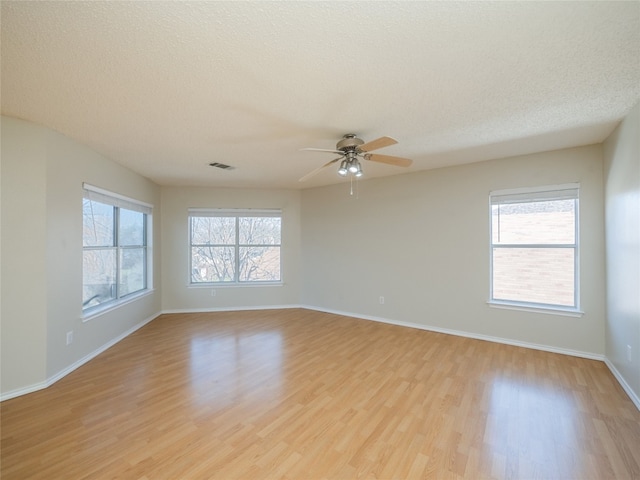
[0,115,620,400]
[301,145,606,356]
[161,186,301,311]
[1,116,162,397]
[1,118,49,392]
[603,102,640,404]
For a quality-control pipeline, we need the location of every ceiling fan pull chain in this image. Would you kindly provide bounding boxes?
[349,176,360,199]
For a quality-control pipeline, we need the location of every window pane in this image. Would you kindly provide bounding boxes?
[119,248,146,296]
[83,249,116,308]
[83,200,114,247]
[119,209,145,246]
[492,200,575,244]
[239,217,281,244]
[492,247,575,307]
[191,217,235,245]
[191,246,235,282]
[239,246,281,282]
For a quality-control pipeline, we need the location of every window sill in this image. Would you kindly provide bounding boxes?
[487,300,584,317]
[188,282,284,289]
[82,289,155,322]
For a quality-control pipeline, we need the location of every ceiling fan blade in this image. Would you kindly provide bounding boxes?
[359,136,398,152]
[364,153,412,167]
[299,158,342,182]
[300,147,343,154]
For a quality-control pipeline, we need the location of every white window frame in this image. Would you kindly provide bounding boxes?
[82,183,153,318]
[489,183,582,316]
[188,208,283,286]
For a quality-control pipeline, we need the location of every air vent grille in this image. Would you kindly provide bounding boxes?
[209,162,235,170]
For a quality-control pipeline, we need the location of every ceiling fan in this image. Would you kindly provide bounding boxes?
[299,134,413,182]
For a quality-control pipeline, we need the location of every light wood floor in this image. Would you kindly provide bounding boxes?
[1,309,639,479]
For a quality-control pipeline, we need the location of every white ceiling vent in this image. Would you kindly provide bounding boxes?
[209,162,235,170]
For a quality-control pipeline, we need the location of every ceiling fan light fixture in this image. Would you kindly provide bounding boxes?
[348,160,359,174]
[338,160,348,176]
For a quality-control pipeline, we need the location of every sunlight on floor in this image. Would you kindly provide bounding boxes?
[189,331,284,405]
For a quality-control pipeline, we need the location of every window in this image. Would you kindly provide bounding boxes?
[489,184,579,312]
[83,184,152,314]
[189,209,282,284]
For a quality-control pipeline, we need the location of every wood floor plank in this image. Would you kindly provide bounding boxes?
[1,309,639,479]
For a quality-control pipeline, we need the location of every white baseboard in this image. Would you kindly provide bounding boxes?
[0,312,161,402]
[302,305,640,411]
[0,380,51,401]
[604,358,640,410]
[161,304,301,314]
[5,306,637,413]
[1,307,299,401]
[301,304,605,361]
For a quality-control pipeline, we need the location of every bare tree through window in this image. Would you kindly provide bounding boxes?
[83,193,149,311]
[190,213,281,284]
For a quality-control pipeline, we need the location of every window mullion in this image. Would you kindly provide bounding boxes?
[574,198,580,310]
[143,213,147,291]
[114,206,120,300]
[235,216,240,283]
[493,243,576,249]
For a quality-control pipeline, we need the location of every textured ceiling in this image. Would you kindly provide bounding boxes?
[2,1,639,189]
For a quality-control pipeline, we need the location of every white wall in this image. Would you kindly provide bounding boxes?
[301,145,606,356]
[161,186,301,312]
[1,116,162,397]
[603,103,640,404]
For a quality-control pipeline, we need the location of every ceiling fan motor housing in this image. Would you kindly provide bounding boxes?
[337,134,364,152]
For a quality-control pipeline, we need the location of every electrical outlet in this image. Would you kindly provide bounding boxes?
[66,331,73,346]
[210,289,216,297]
[379,296,385,305]
[628,345,632,362]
